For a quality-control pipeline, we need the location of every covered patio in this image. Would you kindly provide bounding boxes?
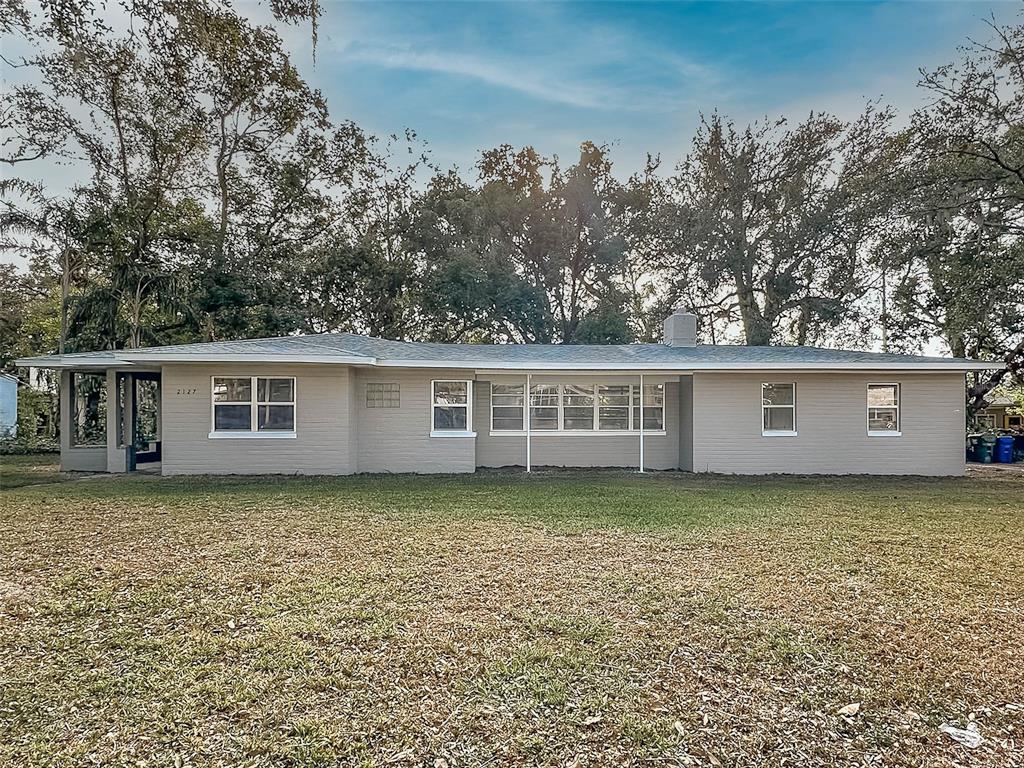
[59,366,162,473]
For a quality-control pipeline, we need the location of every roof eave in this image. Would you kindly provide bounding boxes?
[116,352,376,365]
[13,355,128,369]
[390,359,997,372]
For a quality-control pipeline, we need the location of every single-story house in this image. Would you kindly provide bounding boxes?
[0,373,17,438]
[975,394,1023,431]
[15,311,993,477]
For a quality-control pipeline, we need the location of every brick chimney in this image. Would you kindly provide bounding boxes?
[663,309,697,347]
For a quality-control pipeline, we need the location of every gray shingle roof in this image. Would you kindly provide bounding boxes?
[16,332,996,370]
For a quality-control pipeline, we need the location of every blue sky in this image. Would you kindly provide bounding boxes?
[285,0,1019,175]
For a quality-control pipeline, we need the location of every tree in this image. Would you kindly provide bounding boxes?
[664,109,896,346]
[910,13,1024,411]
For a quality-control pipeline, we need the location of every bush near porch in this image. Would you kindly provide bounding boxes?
[0,471,1021,766]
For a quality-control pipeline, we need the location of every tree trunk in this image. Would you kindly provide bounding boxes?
[58,253,70,355]
[966,340,1024,415]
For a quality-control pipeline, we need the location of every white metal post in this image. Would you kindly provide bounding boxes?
[639,372,645,473]
[525,372,532,473]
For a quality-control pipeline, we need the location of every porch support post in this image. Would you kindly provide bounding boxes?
[106,368,127,473]
[638,372,645,473]
[58,370,71,470]
[525,372,532,473]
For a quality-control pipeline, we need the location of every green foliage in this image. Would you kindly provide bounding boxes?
[1,0,1022,395]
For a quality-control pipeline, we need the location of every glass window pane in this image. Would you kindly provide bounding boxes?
[433,405,467,430]
[598,385,630,406]
[492,384,524,397]
[258,378,294,403]
[529,407,558,430]
[868,408,899,432]
[492,393,524,407]
[599,406,629,430]
[644,384,664,406]
[633,406,664,430]
[868,384,898,407]
[492,417,524,431]
[72,373,107,446]
[213,377,252,402]
[434,382,467,405]
[258,405,295,431]
[763,407,794,432]
[367,382,400,408]
[563,406,594,430]
[214,404,252,431]
[563,384,595,406]
[492,406,524,429]
[762,383,794,406]
[529,384,559,407]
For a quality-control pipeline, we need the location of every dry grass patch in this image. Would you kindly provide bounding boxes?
[0,471,1022,766]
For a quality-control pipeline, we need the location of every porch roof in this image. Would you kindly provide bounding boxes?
[14,332,997,372]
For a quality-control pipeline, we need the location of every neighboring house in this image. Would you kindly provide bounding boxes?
[0,373,17,438]
[15,310,993,477]
[976,394,1023,430]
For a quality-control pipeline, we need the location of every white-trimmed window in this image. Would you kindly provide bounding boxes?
[529,384,560,430]
[366,382,400,408]
[491,383,525,430]
[212,376,295,435]
[432,380,471,432]
[762,382,796,435]
[867,383,900,435]
[492,382,665,433]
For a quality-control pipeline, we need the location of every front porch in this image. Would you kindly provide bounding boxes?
[60,368,162,473]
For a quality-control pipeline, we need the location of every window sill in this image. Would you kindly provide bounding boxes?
[868,431,902,437]
[430,430,477,438]
[208,431,297,439]
[490,430,668,437]
[762,431,798,437]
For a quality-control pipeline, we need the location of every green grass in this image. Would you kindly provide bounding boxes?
[1,469,1022,766]
[0,452,64,489]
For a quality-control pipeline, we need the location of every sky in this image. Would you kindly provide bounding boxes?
[1,0,1020,262]
[284,0,1021,176]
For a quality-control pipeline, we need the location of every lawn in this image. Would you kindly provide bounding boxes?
[1,469,1021,767]
[0,452,65,490]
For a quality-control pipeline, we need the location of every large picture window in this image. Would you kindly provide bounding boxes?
[762,382,796,435]
[212,376,295,435]
[71,372,107,446]
[432,380,471,432]
[867,383,900,435]
[492,382,665,433]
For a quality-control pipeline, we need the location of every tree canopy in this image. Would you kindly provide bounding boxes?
[2,1,1022,410]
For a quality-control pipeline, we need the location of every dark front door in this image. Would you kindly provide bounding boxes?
[132,373,161,465]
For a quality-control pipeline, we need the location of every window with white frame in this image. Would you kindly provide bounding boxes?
[761,382,796,434]
[529,384,559,430]
[366,382,400,408]
[432,380,471,431]
[212,376,295,433]
[867,383,900,435]
[491,382,665,433]
[491,383,524,430]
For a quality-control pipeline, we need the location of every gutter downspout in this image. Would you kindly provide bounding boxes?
[639,372,645,473]
[526,372,532,473]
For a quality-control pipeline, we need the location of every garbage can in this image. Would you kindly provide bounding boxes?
[977,436,996,464]
[995,435,1015,463]
[966,435,981,462]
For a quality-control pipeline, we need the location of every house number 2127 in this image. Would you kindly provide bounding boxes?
[176,388,198,395]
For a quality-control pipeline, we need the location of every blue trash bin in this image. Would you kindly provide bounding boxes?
[995,436,1015,463]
